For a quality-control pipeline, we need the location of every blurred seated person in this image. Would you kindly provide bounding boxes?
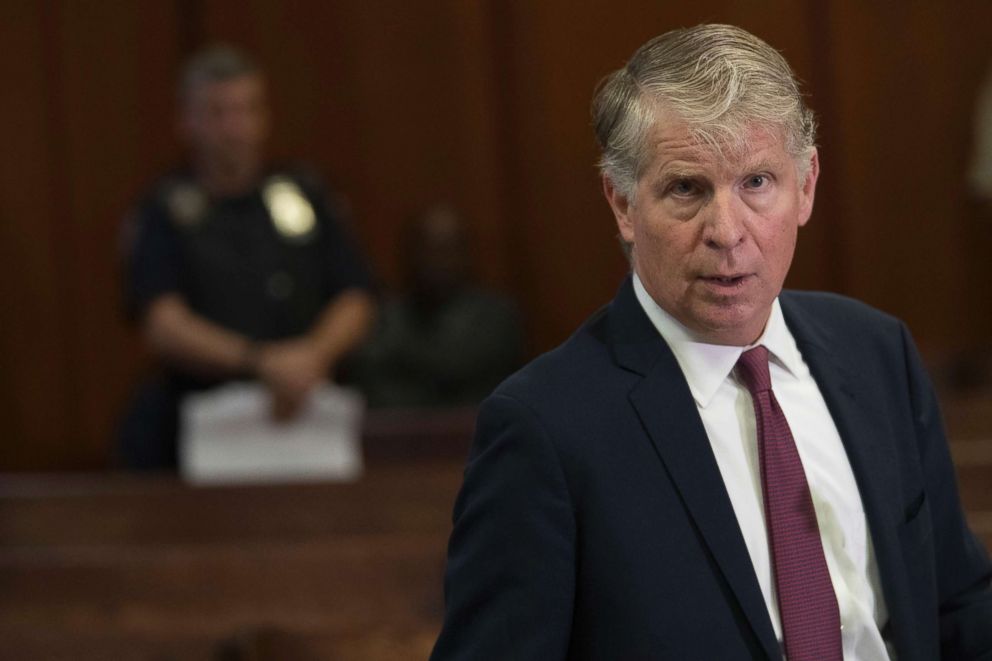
[353,205,523,408]
[119,45,375,469]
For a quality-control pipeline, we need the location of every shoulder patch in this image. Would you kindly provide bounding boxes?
[165,181,208,229]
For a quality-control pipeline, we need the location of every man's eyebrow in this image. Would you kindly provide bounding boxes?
[740,157,782,173]
[663,168,699,179]
[647,169,697,194]
[653,162,702,180]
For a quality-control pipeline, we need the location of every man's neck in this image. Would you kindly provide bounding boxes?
[194,159,261,198]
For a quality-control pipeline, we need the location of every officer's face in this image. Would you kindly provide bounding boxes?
[604,113,818,346]
[182,73,270,174]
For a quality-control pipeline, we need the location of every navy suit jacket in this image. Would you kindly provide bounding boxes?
[431,278,992,660]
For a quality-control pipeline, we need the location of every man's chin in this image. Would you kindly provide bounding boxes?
[687,305,771,346]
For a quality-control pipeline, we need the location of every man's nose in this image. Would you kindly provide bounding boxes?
[221,114,246,135]
[702,190,745,249]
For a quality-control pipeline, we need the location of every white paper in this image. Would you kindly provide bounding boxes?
[179,383,364,485]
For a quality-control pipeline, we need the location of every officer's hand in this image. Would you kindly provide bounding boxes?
[270,389,304,422]
[255,339,330,421]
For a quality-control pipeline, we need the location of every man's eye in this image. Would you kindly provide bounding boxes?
[669,179,697,197]
[745,174,768,189]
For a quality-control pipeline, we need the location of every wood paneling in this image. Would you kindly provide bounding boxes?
[2,1,991,469]
[0,1,78,468]
[823,2,992,353]
[52,2,183,467]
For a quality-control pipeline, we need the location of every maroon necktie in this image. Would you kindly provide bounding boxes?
[736,346,843,661]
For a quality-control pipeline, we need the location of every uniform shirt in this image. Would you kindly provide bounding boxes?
[126,168,373,342]
[633,274,893,660]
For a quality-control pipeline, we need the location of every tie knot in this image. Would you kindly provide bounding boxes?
[737,345,772,394]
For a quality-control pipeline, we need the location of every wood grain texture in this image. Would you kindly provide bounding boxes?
[0,462,462,660]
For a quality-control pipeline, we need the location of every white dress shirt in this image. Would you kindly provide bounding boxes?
[633,274,893,660]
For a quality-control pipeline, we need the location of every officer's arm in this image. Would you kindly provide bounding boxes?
[252,288,376,386]
[304,287,376,371]
[143,293,257,378]
[250,288,377,419]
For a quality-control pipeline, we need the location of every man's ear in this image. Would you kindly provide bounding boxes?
[797,148,819,228]
[603,174,636,244]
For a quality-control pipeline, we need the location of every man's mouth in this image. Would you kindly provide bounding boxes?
[701,274,749,286]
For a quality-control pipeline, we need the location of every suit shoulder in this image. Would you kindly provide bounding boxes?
[489,305,616,408]
[781,289,903,333]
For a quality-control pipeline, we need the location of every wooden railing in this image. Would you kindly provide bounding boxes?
[0,402,988,660]
[0,409,475,660]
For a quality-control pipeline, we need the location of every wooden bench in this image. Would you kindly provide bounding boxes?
[0,463,463,660]
[0,409,476,660]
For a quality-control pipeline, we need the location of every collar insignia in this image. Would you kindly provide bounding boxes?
[166,182,207,229]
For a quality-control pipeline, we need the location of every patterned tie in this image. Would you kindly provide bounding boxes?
[736,346,843,661]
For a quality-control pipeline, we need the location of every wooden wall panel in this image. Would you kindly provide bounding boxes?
[52,2,183,467]
[0,3,180,469]
[2,1,990,469]
[824,1,992,354]
[0,2,74,468]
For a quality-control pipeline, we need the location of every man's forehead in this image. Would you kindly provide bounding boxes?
[187,74,265,104]
[645,119,790,176]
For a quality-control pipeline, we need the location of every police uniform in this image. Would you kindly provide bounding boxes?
[119,167,374,469]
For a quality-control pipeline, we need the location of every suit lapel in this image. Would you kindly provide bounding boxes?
[781,294,920,659]
[609,279,781,661]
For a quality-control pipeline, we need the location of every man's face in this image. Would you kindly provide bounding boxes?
[181,73,270,175]
[605,116,818,346]
[410,210,470,299]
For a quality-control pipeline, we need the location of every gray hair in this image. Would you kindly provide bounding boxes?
[179,44,260,103]
[592,24,817,200]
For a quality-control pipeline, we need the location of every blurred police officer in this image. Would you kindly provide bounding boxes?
[120,45,375,469]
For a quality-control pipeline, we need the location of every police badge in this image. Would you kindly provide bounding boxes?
[262,176,317,242]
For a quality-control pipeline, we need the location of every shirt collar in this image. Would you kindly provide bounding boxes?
[632,273,803,408]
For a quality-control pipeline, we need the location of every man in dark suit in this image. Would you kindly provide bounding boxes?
[431,24,992,660]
